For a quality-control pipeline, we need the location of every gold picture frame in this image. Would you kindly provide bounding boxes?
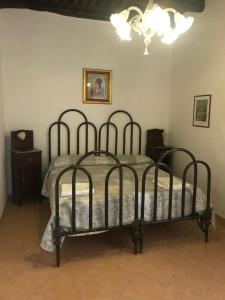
[83,68,112,104]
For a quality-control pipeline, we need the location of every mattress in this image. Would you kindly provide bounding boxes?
[40,154,207,252]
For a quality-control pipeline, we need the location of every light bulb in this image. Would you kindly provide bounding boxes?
[116,27,131,41]
[110,10,131,41]
[174,13,194,34]
[161,29,179,44]
[144,5,170,37]
[161,12,193,44]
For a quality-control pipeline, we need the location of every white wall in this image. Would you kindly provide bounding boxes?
[0,9,172,193]
[0,47,7,217]
[1,4,225,218]
[169,0,225,218]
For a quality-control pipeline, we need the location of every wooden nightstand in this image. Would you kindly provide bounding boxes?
[146,145,172,167]
[11,149,42,206]
[146,129,172,169]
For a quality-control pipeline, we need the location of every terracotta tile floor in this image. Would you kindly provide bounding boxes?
[0,200,225,300]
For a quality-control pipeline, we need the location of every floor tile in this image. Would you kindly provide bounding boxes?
[0,200,225,300]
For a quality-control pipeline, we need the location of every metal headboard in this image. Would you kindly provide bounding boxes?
[48,109,97,162]
[98,110,142,155]
[48,109,142,162]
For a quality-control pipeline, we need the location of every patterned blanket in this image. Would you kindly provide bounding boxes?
[40,155,206,252]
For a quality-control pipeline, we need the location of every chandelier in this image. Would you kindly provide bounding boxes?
[110,0,194,55]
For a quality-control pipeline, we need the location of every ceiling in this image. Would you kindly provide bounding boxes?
[0,0,205,21]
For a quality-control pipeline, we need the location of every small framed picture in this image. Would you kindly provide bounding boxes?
[193,95,211,128]
[83,68,112,104]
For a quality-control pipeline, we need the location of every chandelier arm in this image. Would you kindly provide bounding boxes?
[128,14,142,26]
[164,8,177,14]
[127,6,144,18]
[129,16,143,36]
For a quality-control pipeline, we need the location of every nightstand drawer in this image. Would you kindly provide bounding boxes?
[11,149,42,206]
[19,153,41,167]
[22,156,34,163]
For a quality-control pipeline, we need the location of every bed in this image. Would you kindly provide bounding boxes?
[41,109,212,267]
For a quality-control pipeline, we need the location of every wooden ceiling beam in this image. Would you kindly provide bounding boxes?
[0,0,205,21]
[155,0,205,13]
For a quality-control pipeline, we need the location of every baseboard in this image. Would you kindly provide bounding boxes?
[7,193,12,201]
[0,195,7,218]
[0,206,4,218]
[215,214,225,226]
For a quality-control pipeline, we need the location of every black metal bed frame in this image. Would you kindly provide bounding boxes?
[48,109,212,267]
[48,109,142,162]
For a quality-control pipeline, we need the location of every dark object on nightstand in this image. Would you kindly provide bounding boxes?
[11,130,33,151]
[11,148,42,206]
[146,129,172,168]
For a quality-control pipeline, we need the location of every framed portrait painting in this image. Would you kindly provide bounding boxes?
[193,95,211,128]
[83,68,112,104]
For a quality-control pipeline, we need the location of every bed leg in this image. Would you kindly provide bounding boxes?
[132,220,140,255]
[139,220,144,253]
[196,209,212,244]
[203,209,212,243]
[56,244,60,267]
[54,227,61,267]
[204,224,209,243]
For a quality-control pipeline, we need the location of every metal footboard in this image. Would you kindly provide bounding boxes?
[53,148,211,267]
[54,150,140,267]
[140,148,212,253]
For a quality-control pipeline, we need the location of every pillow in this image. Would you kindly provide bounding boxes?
[49,154,117,169]
[50,154,153,170]
[80,156,117,166]
[81,154,153,166]
[118,154,153,165]
[50,154,81,169]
